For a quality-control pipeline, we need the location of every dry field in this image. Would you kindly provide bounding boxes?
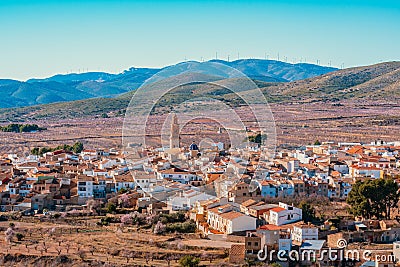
[0,217,229,266]
[1,101,399,154]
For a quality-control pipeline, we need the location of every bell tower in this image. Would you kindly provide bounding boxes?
[170,114,180,148]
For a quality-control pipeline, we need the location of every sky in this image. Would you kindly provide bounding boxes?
[0,0,399,81]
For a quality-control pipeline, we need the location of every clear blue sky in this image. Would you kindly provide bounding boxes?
[0,0,399,80]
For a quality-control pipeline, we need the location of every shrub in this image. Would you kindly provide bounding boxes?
[166,221,196,233]
[16,233,24,241]
[106,203,117,213]
[179,255,200,267]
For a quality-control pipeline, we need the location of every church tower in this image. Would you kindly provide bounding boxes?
[170,114,180,148]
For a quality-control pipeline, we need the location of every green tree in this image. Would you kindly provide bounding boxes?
[39,147,51,155]
[31,147,40,155]
[347,178,399,219]
[314,140,321,145]
[73,142,84,154]
[179,255,200,267]
[248,133,267,145]
[106,203,117,213]
[118,188,128,194]
[299,201,316,223]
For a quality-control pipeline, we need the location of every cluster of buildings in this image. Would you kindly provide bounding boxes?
[1,115,400,266]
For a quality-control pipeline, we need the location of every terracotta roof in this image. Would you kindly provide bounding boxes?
[270,207,285,213]
[241,199,258,207]
[220,211,246,220]
[347,146,364,154]
[258,224,281,231]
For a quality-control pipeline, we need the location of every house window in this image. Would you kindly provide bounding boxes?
[255,242,258,246]
[247,242,252,246]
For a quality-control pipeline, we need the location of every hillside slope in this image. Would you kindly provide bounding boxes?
[0,60,336,108]
[0,61,398,121]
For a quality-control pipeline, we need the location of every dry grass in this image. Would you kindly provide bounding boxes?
[0,219,228,266]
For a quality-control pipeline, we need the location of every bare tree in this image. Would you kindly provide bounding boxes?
[77,250,85,261]
[41,242,48,253]
[65,243,71,253]
[88,246,95,256]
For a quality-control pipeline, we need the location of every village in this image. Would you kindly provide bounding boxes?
[0,115,400,267]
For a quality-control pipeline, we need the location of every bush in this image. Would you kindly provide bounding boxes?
[118,188,128,194]
[179,255,200,267]
[106,203,117,213]
[166,221,196,233]
[97,216,114,226]
[159,212,186,224]
[16,233,24,241]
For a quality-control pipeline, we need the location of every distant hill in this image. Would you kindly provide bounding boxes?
[0,60,336,108]
[210,59,337,82]
[254,61,400,102]
[0,61,398,122]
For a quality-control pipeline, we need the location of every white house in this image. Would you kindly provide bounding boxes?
[266,202,302,226]
[167,190,214,211]
[77,175,94,198]
[349,165,382,178]
[80,149,98,160]
[113,174,136,192]
[158,168,202,185]
[207,204,256,234]
[132,171,157,189]
[292,223,319,244]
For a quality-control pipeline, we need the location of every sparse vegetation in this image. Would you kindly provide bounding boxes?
[0,123,46,133]
[179,255,200,267]
[31,141,84,155]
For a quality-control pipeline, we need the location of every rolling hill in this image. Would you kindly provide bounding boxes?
[0,60,336,109]
[0,61,398,121]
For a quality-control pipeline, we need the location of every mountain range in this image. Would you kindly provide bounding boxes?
[0,59,337,109]
[0,60,399,121]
